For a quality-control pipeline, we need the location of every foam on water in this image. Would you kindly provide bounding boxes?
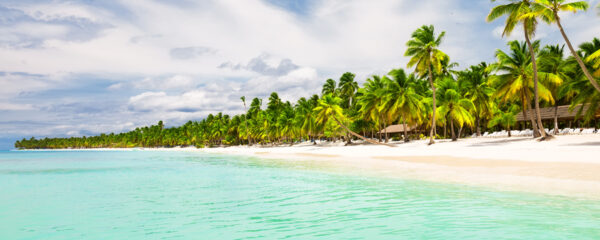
[1,150,599,239]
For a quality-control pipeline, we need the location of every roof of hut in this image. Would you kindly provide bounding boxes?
[515,104,600,122]
[378,124,414,134]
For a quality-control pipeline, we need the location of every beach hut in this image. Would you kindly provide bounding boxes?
[515,104,600,130]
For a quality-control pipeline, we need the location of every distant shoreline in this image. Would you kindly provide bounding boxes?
[17,134,600,199]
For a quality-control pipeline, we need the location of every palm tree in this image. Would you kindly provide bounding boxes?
[357,75,388,142]
[240,96,252,145]
[383,68,425,142]
[539,44,571,134]
[535,0,600,93]
[337,72,359,108]
[490,40,552,137]
[322,79,337,96]
[436,77,476,141]
[295,97,317,144]
[314,94,392,146]
[487,0,552,140]
[405,25,449,145]
[458,63,495,137]
[488,107,518,137]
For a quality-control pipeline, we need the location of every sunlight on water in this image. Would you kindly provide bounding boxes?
[0,151,599,239]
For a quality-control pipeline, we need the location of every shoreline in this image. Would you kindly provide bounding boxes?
[15,135,600,199]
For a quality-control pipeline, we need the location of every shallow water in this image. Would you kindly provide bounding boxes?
[0,150,599,239]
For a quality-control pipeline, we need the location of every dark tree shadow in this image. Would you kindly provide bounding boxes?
[468,137,533,147]
[562,141,600,147]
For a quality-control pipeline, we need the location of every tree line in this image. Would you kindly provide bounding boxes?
[15,0,600,149]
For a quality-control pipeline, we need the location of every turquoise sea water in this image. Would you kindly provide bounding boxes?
[0,150,599,239]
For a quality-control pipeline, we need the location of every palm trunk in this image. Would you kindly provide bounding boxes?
[458,126,463,139]
[507,125,512,137]
[428,63,437,145]
[524,24,549,139]
[554,14,600,93]
[383,117,389,143]
[332,116,394,147]
[450,120,456,141]
[402,116,409,142]
[553,104,559,135]
[476,115,481,137]
[523,90,541,138]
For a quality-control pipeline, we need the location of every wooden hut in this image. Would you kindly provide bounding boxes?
[516,105,600,122]
[378,124,415,134]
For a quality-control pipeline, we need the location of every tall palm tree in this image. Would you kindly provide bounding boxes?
[314,94,392,146]
[322,79,337,96]
[383,68,425,142]
[490,40,556,137]
[539,44,572,134]
[240,96,252,145]
[357,75,388,142]
[458,63,495,136]
[405,25,449,145]
[487,0,552,140]
[535,0,600,93]
[338,72,359,108]
[436,77,476,141]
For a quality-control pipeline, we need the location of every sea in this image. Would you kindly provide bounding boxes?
[1,150,599,239]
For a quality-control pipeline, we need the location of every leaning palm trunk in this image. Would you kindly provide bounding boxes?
[524,25,551,140]
[332,116,395,147]
[554,13,600,93]
[427,64,437,145]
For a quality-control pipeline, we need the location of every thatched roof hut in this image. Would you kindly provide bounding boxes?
[378,124,415,134]
[515,105,600,122]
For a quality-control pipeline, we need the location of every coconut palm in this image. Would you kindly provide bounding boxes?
[539,44,572,134]
[457,63,495,136]
[488,107,518,137]
[338,72,359,108]
[314,94,392,146]
[405,25,449,145]
[535,0,600,93]
[357,75,388,142]
[322,79,337,96]
[240,96,252,145]
[490,40,559,137]
[487,0,551,140]
[436,77,476,141]
[383,68,426,142]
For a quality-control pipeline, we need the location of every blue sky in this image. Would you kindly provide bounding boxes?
[1,0,599,149]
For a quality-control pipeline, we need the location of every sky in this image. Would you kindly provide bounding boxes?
[1,0,599,149]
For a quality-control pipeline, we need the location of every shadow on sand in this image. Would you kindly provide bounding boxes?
[467,137,532,147]
[562,141,600,147]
